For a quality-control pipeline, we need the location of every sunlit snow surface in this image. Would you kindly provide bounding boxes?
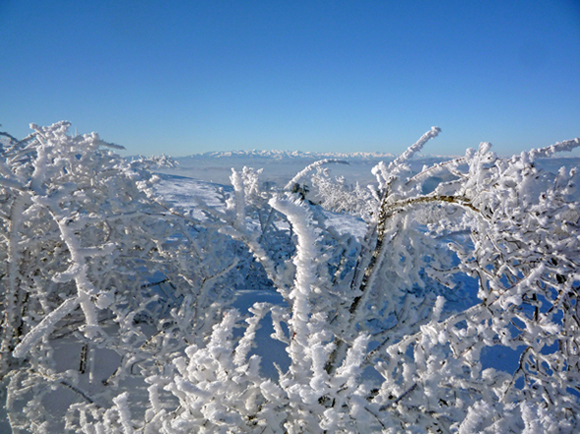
[154,173,231,219]
[154,169,369,239]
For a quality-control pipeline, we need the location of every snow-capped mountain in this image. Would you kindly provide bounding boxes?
[180,149,396,161]
[157,150,457,186]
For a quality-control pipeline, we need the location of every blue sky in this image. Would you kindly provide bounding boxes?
[1,0,579,156]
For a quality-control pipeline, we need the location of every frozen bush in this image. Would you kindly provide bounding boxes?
[0,122,237,432]
[1,123,579,433]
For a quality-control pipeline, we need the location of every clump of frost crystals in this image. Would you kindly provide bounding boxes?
[2,122,580,433]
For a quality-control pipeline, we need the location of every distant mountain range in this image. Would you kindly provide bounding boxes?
[151,150,461,185]
[177,149,398,161]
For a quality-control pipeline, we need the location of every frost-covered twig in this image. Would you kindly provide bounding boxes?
[270,196,318,376]
[387,126,441,173]
[284,158,348,191]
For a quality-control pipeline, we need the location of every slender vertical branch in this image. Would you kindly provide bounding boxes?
[0,193,27,377]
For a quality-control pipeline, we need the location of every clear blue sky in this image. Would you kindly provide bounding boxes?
[1,0,579,156]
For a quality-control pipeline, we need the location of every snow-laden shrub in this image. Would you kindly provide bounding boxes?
[2,123,580,433]
[0,122,238,432]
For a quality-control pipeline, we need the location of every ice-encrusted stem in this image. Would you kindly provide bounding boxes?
[230,168,246,230]
[0,193,27,375]
[113,392,134,434]
[387,126,441,173]
[13,298,80,358]
[284,158,348,191]
[13,202,115,359]
[233,302,271,366]
[269,196,318,379]
[52,215,106,337]
[527,137,580,160]
[222,168,291,296]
